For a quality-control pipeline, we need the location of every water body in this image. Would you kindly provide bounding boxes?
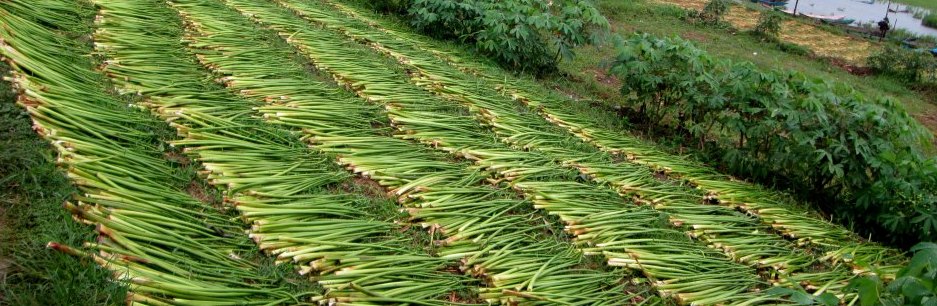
[782,0,937,37]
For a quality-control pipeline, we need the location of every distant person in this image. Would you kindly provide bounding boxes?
[877,17,890,41]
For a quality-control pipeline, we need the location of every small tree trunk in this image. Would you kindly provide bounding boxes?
[702,120,716,150]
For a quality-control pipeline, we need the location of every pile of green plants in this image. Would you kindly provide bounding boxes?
[394,0,609,73]
[610,33,937,245]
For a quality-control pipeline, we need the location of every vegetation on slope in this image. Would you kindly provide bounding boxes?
[4,0,936,303]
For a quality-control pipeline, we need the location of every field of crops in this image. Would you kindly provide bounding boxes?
[0,0,908,304]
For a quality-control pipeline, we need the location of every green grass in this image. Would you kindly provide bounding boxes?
[0,64,127,305]
[546,0,937,134]
[924,14,937,29]
[894,0,937,12]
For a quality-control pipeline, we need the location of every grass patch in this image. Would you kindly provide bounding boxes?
[0,64,127,305]
[924,14,937,29]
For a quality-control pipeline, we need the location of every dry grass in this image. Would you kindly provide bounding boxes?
[779,20,874,63]
[723,7,759,29]
[656,0,705,10]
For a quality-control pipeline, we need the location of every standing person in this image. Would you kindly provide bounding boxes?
[877,17,891,41]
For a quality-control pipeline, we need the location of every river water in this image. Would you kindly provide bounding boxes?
[782,0,937,37]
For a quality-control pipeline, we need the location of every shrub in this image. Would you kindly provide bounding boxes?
[700,0,730,24]
[868,45,937,84]
[752,11,782,40]
[409,0,609,74]
[610,34,937,245]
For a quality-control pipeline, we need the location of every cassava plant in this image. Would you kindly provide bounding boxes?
[845,243,937,305]
[752,11,782,40]
[611,34,937,246]
[700,0,730,25]
[408,0,609,74]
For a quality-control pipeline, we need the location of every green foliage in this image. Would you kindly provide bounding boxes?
[610,34,937,245]
[752,11,782,39]
[409,0,609,73]
[843,243,937,305]
[924,14,937,29]
[700,0,730,24]
[868,45,937,84]
[359,0,412,14]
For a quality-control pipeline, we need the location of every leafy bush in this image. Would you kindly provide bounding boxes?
[699,0,730,24]
[409,0,609,73]
[924,14,937,29]
[610,34,937,245]
[752,11,782,39]
[868,45,937,84]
